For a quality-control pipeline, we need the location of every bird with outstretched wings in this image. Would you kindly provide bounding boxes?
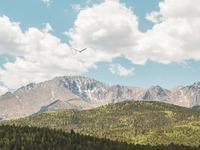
[71,47,87,53]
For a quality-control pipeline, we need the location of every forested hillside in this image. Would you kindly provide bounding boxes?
[0,125,199,150]
[4,101,200,146]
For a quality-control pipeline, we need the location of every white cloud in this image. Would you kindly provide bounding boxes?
[68,0,141,56]
[0,15,109,89]
[146,11,162,23]
[109,63,134,76]
[0,16,25,56]
[0,86,8,96]
[42,0,52,7]
[43,23,53,33]
[140,0,200,64]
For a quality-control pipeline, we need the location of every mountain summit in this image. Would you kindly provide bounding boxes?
[0,76,200,120]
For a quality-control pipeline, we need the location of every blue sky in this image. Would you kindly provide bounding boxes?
[0,0,200,92]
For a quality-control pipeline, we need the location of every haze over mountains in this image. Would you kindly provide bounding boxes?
[0,76,200,120]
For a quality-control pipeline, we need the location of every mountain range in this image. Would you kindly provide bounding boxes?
[0,76,200,120]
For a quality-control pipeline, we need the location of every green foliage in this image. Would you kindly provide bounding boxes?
[0,125,199,150]
[3,101,200,146]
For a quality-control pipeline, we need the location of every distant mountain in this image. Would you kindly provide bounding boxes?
[0,76,200,120]
[5,101,200,146]
[142,86,170,102]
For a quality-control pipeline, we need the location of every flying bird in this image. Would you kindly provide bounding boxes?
[71,47,87,53]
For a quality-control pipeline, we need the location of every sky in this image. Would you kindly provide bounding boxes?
[0,0,200,95]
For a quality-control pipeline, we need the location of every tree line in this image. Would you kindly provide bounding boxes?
[0,125,199,150]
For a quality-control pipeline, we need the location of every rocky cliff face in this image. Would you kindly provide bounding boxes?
[0,76,200,120]
[173,82,200,107]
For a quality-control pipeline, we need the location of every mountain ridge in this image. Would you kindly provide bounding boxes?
[1,75,200,120]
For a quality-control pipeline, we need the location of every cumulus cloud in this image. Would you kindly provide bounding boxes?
[0,16,25,56]
[67,0,141,56]
[0,85,8,96]
[141,0,200,63]
[109,63,134,76]
[0,16,110,89]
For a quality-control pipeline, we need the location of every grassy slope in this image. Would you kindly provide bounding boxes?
[4,101,200,146]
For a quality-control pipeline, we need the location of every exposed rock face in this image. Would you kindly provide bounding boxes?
[143,86,170,102]
[0,76,200,120]
[167,83,200,107]
[55,77,144,104]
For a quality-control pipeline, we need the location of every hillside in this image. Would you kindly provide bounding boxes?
[0,125,199,150]
[4,101,200,146]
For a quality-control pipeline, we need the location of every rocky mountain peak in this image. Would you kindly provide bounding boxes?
[52,76,108,102]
